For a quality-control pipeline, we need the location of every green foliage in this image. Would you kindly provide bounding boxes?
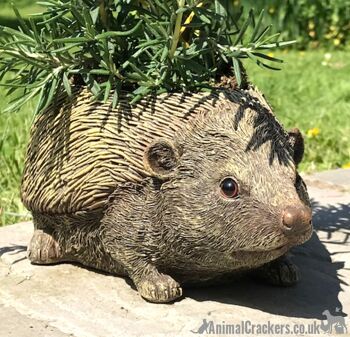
[242,0,350,48]
[0,0,294,114]
[246,50,350,173]
[0,1,42,29]
[0,90,34,227]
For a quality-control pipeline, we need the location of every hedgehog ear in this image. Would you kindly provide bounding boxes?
[288,128,304,165]
[144,139,179,179]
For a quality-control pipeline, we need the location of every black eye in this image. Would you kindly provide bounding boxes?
[220,178,239,198]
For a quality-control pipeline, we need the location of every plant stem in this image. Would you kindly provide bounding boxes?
[99,0,108,29]
[169,0,186,59]
[0,48,61,66]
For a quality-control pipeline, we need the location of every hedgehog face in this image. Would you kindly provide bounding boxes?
[144,100,312,271]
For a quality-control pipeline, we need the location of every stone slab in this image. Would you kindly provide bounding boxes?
[0,183,350,336]
[303,168,350,192]
[0,304,70,337]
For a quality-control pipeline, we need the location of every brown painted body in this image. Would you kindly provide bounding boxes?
[22,86,313,303]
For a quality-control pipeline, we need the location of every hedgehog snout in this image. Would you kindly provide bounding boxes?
[280,205,312,238]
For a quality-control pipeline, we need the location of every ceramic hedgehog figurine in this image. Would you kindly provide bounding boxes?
[21,86,313,303]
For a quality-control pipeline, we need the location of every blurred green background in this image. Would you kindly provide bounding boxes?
[0,0,349,225]
[243,0,350,48]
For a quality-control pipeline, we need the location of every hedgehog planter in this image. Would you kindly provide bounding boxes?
[21,86,313,303]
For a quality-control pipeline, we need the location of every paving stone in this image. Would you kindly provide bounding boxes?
[303,168,350,192]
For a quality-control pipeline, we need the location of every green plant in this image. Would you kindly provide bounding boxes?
[246,50,350,172]
[0,94,34,226]
[242,0,350,48]
[0,0,294,114]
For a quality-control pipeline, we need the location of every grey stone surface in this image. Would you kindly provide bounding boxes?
[0,173,350,337]
[0,304,71,337]
[304,168,350,192]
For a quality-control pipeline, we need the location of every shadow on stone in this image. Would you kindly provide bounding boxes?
[0,245,27,257]
[185,202,349,320]
[312,201,350,243]
[0,245,28,265]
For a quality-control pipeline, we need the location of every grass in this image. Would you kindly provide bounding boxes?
[245,49,350,173]
[0,1,40,225]
[0,100,35,226]
[0,1,42,28]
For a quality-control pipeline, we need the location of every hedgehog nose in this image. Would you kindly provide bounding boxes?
[282,205,312,236]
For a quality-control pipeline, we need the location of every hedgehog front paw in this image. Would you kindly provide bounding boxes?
[135,273,183,303]
[253,255,299,287]
[28,229,64,264]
